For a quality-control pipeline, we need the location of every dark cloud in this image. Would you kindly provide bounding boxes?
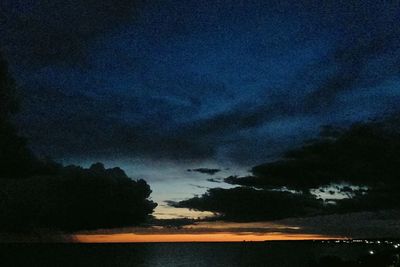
[0,55,156,232]
[0,163,157,232]
[197,33,400,132]
[172,119,400,221]
[171,187,324,221]
[2,1,400,236]
[1,1,400,166]
[150,218,197,228]
[162,28,400,164]
[0,0,144,67]
[227,121,400,191]
[174,4,400,142]
[303,33,400,113]
[206,178,222,183]
[16,88,215,160]
[187,168,221,175]
[279,210,400,239]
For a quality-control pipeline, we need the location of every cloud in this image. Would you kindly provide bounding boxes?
[278,210,400,239]
[3,1,400,167]
[172,119,400,221]
[187,168,221,175]
[0,0,144,67]
[229,121,400,190]
[0,57,157,232]
[0,162,157,232]
[303,33,400,113]
[206,178,222,183]
[170,187,324,221]
[16,88,216,161]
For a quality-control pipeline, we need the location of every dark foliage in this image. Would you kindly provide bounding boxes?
[0,55,37,178]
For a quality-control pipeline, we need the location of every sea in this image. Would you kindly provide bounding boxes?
[0,241,397,266]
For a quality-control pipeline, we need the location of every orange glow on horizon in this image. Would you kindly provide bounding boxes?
[75,233,342,243]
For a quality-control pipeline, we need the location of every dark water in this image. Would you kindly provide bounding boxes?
[0,242,392,267]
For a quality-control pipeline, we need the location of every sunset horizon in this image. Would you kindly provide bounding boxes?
[1,0,400,266]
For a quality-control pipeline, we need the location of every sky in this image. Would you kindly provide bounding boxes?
[1,0,400,240]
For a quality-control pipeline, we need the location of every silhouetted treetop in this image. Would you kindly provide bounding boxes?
[0,54,19,121]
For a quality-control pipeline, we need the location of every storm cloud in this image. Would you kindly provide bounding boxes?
[2,1,400,237]
[0,0,144,67]
[0,55,157,232]
[0,1,399,165]
[0,163,157,232]
[173,119,400,221]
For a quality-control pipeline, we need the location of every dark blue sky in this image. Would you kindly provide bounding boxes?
[2,0,400,165]
[1,1,400,217]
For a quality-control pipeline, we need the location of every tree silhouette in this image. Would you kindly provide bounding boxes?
[0,54,37,178]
